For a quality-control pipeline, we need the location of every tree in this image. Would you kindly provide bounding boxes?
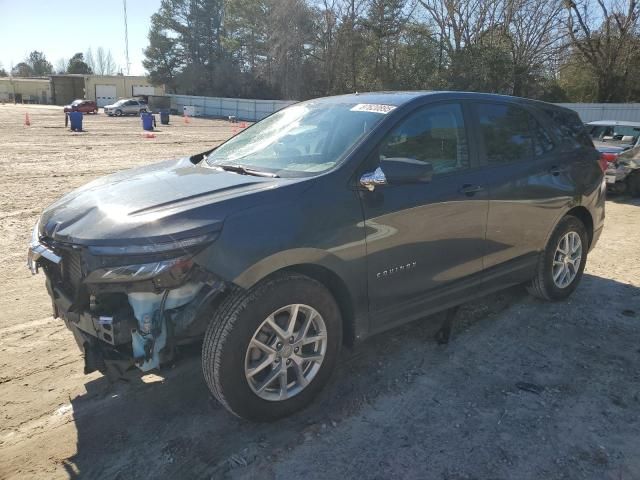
[361,0,413,90]
[11,62,34,77]
[503,0,566,97]
[26,51,53,76]
[96,47,117,75]
[66,53,93,74]
[144,0,232,96]
[139,0,640,102]
[55,58,68,74]
[143,13,182,92]
[0,63,7,77]
[85,48,96,73]
[565,0,640,102]
[224,0,272,96]
[267,0,315,99]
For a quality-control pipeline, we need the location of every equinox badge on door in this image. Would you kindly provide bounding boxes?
[376,261,417,279]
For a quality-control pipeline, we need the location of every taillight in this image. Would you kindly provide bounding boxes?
[599,152,617,172]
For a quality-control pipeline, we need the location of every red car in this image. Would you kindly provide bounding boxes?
[63,99,98,114]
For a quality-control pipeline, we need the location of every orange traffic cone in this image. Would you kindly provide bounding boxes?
[240,121,247,129]
[24,112,31,127]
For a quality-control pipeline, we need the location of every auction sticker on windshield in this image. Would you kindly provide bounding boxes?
[350,103,396,114]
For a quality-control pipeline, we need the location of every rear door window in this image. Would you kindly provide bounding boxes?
[542,108,593,149]
[530,113,555,156]
[476,103,533,164]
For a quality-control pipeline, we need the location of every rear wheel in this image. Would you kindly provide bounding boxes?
[527,215,588,301]
[202,273,342,421]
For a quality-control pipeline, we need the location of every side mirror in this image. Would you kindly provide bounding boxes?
[360,157,432,191]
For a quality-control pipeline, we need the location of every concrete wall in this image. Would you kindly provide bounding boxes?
[0,77,51,103]
[84,75,165,102]
[168,94,296,121]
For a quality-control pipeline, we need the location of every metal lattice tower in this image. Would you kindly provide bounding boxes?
[123,0,131,75]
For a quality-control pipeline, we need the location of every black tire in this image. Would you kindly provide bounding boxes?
[202,273,342,421]
[115,109,123,117]
[527,215,589,301]
[626,171,640,197]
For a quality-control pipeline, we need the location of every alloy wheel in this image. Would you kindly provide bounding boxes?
[244,304,327,401]
[552,231,582,288]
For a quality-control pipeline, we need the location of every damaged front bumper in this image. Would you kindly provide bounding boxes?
[29,235,225,376]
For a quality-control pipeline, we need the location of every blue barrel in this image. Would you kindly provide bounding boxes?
[141,112,156,131]
[69,111,83,131]
[160,110,170,125]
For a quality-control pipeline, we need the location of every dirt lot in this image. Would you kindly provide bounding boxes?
[0,104,639,480]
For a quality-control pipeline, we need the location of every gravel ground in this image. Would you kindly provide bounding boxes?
[0,104,638,480]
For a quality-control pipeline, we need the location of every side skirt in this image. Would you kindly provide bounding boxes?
[366,253,538,338]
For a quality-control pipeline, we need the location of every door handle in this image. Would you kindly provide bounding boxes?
[459,184,484,196]
[549,166,562,176]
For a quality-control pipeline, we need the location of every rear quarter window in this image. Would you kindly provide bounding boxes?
[541,108,593,149]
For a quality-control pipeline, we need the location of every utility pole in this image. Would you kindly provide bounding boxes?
[123,0,131,75]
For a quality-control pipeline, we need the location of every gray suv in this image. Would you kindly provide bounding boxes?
[103,98,148,116]
[27,92,605,421]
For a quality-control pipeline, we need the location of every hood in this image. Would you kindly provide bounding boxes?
[39,157,298,246]
[593,141,631,153]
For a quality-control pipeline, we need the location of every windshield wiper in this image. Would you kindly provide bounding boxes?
[215,164,280,178]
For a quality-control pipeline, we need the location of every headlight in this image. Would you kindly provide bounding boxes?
[85,256,194,283]
[87,232,218,256]
[30,220,40,246]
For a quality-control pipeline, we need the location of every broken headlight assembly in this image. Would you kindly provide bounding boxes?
[85,256,194,283]
[84,232,218,284]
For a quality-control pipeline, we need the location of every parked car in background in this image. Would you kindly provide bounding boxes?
[27,92,605,421]
[587,120,640,151]
[587,120,640,195]
[103,98,149,116]
[601,145,640,196]
[63,99,98,114]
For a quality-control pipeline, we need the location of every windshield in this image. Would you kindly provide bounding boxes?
[588,124,640,145]
[206,101,391,177]
[71,100,83,106]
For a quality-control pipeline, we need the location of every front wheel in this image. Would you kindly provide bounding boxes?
[202,273,342,421]
[527,215,588,301]
[114,109,123,117]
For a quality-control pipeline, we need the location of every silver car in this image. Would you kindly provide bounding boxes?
[104,99,149,117]
[587,120,640,195]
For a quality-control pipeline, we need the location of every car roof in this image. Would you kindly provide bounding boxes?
[309,91,563,109]
[587,120,640,127]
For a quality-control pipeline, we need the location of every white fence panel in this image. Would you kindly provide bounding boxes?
[167,96,640,124]
[167,94,296,121]
[556,103,640,123]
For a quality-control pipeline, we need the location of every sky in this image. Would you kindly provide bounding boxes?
[0,0,162,75]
